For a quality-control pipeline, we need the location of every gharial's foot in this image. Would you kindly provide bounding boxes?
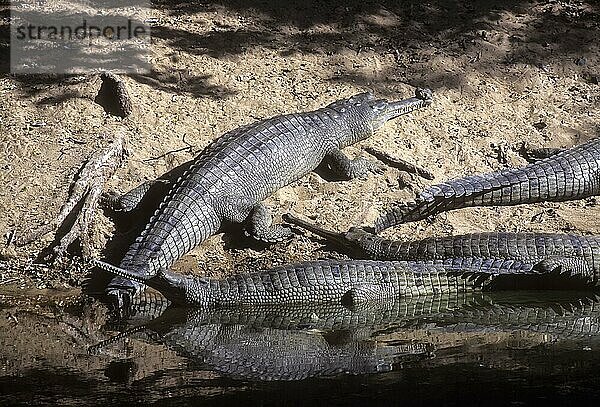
[346,157,386,179]
[245,224,294,243]
[245,203,294,243]
[325,149,385,180]
[102,179,170,212]
[518,143,566,163]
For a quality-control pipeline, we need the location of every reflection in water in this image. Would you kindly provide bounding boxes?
[92,291,600,381]
[3,291,600,404]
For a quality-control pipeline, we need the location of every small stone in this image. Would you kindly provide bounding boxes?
[236,73,255,82]
[575,57,587,66]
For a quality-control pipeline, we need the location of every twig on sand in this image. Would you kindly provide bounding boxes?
[364,146,435,180]
[0,277,18,285]
[14,133,127,259]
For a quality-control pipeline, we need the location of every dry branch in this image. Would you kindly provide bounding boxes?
[15,133,127,259]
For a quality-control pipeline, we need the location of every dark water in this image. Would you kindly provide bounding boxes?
[2,291,600,406]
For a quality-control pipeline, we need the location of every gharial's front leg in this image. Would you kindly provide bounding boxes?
[222,197,293,243]
[246,203,294,243]
[324,149,384,180]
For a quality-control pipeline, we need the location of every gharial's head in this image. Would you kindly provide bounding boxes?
[146,269,212,307]
[323,88,433,147]
[94,260,211,307]
[281,214,384,259]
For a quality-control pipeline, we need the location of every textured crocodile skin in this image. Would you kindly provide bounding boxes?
[94,258,541,307]
[104,90,433,304]
[92,294,473,380]
[162,323,428,381]
[159,292,478,331]
[92,292,600,381]
[375,137,600,231]
[282,215,600,283]
[429,293,600,339]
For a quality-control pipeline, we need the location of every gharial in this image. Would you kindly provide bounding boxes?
[96,258,545,307]
[95,89,434,307]
[283,213,600,285]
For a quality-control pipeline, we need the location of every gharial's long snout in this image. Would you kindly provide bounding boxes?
[381,88,433,122]
[93,259,198,305]
[93,259,147,285]
[282,213,372,256]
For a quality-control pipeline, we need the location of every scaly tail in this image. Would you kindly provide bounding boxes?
[374,166,542,232]
[374,137,600,231]
[373,201,424,233]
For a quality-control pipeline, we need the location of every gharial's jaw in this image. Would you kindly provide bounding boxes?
[93,259,210,307]
[282,214,372,257]
[371,88,433,130]
[145,269,210,307]
[93,259,147,284]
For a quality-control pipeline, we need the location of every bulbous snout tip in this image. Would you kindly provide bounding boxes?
[415,88,433,101]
